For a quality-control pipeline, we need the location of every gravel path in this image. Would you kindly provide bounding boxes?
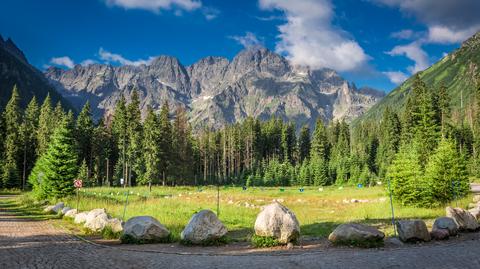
[1,196,480,269]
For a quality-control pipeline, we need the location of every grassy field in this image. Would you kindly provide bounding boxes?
[55,185,470,241]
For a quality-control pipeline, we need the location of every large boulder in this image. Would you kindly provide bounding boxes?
[123,216,170,242]
[84,209,109,232]
[430,229,450,240]
[64,209,78,218]
[43,205,55,213]
[74,212,88,224]
[254,202,300,244]
[107,218,123,233]
[396,220,431,242]
[446,207,479,231]
[328,223,384,247]
[432,217,458,236]
[181,210,228,244]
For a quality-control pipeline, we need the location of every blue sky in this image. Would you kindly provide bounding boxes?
[1,0,479,92]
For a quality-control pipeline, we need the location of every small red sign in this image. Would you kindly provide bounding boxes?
[74,179,83,188]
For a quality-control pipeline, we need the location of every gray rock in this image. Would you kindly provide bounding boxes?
[254,202,300,244]
[74,212,88,224]
[107,218,123,233]
[446,207,479,231]
[396,220,431,242]
[52,202,65,213]
[181,210,227,244]
[328,223,384,246]
[123,216,170,242]
[433,217,458,236]
[43,205,55,213]
[83,209,109,232]
[64,209,78,218]
[431,229,449,240]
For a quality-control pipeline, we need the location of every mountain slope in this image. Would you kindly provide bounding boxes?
[0,35,70,110]
[354,32,480,126]
[46,46,384,130]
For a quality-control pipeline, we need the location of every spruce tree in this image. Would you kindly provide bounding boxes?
[424,139,469,206]
[298,125,311,163]
[92,119,113,186]
[30,112,78,199]
[76,101,94,179]
[158,101,172,185]
[126,91,144,185]
[37,94,54,157]
[111,95,128,186]
[377,107,401,177]
[20,96,39,189]
[2,86,22,188]
[77,159,89,186]
[142,107,161,185]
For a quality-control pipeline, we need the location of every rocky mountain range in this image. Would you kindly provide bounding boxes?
[45,46,384,130]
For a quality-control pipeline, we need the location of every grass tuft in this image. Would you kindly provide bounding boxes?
[251,235,281,248]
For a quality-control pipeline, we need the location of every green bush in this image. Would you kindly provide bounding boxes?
[251,235,281,248]
[180,236,230,246]
[101,226,122,240]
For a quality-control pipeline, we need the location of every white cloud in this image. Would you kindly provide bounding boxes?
[50,56,75,69]
[230,32,263,48]
[427,25,480,44]
[98,48,156,66]
[386,42,429,74]
[80,59,97,66]
[104,0,202,13]
[259,0,369,72]
[202,7,220,20]
[383,71,408,84]
[391,29,416,40]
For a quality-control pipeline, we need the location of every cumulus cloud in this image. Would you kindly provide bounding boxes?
[387,42,429,74]
[99,48,156,66]
[50,56,75,69]
[80,59,97,66]
[372,0,480,44]
[202,7,220,20]
[259,0,369,72]
[390,29,417,40]
[383,71,408,84]
[230,32,263,48]
[104,0,202,13]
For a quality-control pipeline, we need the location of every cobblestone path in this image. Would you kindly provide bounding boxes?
[1,195,480,269]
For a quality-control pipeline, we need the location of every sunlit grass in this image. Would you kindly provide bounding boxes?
[58,185,471,241]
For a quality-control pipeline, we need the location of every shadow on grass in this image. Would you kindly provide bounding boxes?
[0,196,59,221]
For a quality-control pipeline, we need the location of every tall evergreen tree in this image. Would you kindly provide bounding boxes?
[158,101,172,185]
[20,96,39,189]
[37,94,54,157]
[142,107,161,185]
[92,119,114,186]
[2,86,22,188]
[111,95,128,186]
[377,107,401,177]
[437,83,451,137]
[76,101,94,180]
[30,112,78,199]
[126,91,144,185]
[298,125,311,163]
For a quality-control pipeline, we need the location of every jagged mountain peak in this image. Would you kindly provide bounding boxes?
[0,35,28,63]
[461,31,480,50]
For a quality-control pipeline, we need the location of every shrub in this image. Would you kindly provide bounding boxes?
[251,235,281,248]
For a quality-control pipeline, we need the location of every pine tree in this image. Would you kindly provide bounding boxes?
[377,107,401,177]
[77,159,89,186]
[158,101,172,185]
[311,118,329,160]
[54,101,65,122]
[37,94,54,157]
[142,107,161,185]
[76,102,94,180]
[126,91,144,185]
[19,96,39,189]
[424,139,469,206]
[92,119,113,186]
[172,105,194,184]
[2,86,22,188]
[111,95,128,186]
[298,125,311,163]
[30,112,78,199]
[437,83,451,137]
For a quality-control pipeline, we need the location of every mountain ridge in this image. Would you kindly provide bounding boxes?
[45,46,385,130]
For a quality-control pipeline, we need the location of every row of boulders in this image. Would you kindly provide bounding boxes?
[44,202,123,233]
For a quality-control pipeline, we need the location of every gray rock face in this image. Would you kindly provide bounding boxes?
[123,216,170,242]
[45,47,384,130]
[432,217,458,236]
[446,207,479,231]
[396,220,431,242]
[181,210,227,244]
[254,202,300,244]
[328,223,384,246]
